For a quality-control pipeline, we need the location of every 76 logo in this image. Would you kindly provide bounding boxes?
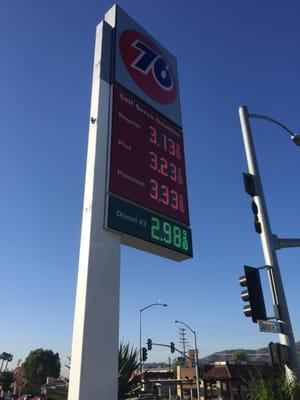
[130,40,174,92]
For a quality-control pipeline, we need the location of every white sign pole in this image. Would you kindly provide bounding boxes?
[68,20,121,400]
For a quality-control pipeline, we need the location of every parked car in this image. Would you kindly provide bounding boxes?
[18,395,33,400]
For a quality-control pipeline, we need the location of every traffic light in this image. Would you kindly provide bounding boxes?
[239,266,267,322]
[170,342,175,353]
[198,366,204,379]
[147,338,152,351]
[243,172,257,196]
[269,342,290,367]
[251,200,262,234]
[142,347,147,361]
[243,172,262,234]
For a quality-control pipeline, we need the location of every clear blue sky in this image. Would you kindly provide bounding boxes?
[1,0,300,372]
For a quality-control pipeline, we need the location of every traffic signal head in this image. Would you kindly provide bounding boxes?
[239,266,267,323]
[269,342,290,367]
[243,172,258,196]
[142,347,147,362]
[242,173,262,235]
[251,200,262,234]
[147,338,152,351]
[170,342,175,353]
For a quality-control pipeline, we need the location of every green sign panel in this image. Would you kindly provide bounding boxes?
[108,195,192,259]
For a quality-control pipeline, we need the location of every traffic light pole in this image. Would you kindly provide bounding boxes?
[239,106,299,380]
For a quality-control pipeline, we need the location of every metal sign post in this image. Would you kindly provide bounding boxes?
[68,21,121,400]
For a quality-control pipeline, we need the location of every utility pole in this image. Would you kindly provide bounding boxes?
[168,357,172,400]
[179,328,188,362]
[239,105,299,380]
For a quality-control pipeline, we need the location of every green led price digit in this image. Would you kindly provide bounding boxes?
[173,226,181,248]
[151,217,160,240]
[182,230,189,251]
[163,222,172,244]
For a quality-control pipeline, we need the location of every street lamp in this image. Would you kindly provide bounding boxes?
[175,320,200,400]
[239,105,300,380]
[139,302,167,381]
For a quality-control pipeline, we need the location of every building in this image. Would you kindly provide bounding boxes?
[177,361,279,400]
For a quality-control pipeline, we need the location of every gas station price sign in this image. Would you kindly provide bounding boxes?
[109,85,190,225]
[108,195,192,259]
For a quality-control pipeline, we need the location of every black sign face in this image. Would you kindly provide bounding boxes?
[109,85,189,225]
[108,195,192,259]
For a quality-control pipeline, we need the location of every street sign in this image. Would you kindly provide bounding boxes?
[258,320,282,334]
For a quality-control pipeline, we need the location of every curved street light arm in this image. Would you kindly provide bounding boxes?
[174,320,195,334]
[140,302,167,313]
[249,113,296,137]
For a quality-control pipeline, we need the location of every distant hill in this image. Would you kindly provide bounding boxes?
[143,341,300,369]
[199,341,300,365]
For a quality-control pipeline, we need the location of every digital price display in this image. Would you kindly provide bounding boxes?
[108,195,192,259]
[109,85,189,225]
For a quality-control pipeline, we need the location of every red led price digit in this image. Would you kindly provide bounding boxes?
[159,156,168,177]
[149,151,158,171]
[170,189,179,210]
[168,138,176,156]
[150,179,158,200]
[149,126,157,145]
[169,162,177,182]
[160,184,169,205]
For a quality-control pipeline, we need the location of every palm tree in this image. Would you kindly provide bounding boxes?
[0,353,5,372]
[4,354,13,371]
[118,342,139,399]
[0,353,10,372]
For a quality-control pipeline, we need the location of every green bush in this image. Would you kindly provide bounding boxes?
[246,373,300,400]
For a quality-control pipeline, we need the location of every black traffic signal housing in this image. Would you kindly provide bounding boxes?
[147,338,152,351]
[142,347,147,361]
[198,366,204,379]
[251,200,262,234]
[170,342,175,353]
[243,172,262,234]
[243,172,258,197]
[239,266,267,323]
[269,342,290,367]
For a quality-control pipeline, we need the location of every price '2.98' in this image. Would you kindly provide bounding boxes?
[151,217,189,251]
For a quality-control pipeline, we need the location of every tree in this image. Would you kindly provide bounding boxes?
[0,370,14,393]
[232,349,249,362]
[4,354,13,371]
[22,348,61,389]
[0,353,13,372]
[118,342,139,399]
[0,353,6,371]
